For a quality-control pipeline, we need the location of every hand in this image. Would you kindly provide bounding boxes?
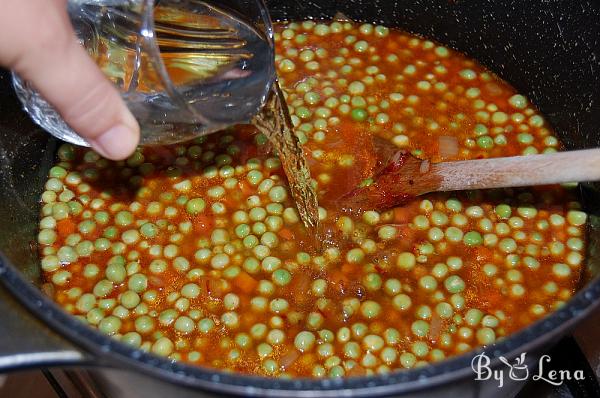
[0,0,140,160]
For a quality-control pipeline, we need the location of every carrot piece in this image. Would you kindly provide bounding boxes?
[474,246,494,262]
[148,275,165,288]
[238,181,254,196]
[394,206,413,223]
[328,269,351,296]
[234,271,258,294]
[193,214,214,234]
[395,224,415,240]
[291,273,312,306]
[429,314,443,343]
[208,278,224,297]
[347,364,367,377]
[341,263,359,275]
[331,269,350,285]
[278,228,294,240]
[56,219,76,235]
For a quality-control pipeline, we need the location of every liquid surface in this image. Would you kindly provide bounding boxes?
[37,21,587,378]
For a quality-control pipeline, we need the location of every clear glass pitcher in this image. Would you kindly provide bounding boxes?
[12,0,275,146]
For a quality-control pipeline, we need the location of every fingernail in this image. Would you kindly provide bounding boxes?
[89,124,138,160]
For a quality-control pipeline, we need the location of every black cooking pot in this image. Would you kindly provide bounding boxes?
[2,0,600,397]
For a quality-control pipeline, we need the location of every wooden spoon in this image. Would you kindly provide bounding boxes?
[342,148,600,211]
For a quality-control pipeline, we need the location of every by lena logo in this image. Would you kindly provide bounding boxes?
[471,352,585,388]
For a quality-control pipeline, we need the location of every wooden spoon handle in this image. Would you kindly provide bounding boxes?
[432,148,600,192]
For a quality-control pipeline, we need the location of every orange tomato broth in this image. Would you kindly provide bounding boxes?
[38,20,586,378]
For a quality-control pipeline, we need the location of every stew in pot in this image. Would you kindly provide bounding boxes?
[36,20,586,378]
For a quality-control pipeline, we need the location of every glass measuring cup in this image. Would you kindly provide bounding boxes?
[12,0,275,146]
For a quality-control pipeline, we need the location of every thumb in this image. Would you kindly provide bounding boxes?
[10,3,140,160]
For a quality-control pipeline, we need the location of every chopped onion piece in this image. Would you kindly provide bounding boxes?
[438,136,459,158]
[280,349,300,369]
[333,12,352,21]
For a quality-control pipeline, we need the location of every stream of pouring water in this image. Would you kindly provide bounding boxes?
[252,81,321,241]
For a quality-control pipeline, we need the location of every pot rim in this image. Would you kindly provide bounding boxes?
[1,254,599,397]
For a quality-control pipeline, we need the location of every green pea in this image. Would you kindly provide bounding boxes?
[294,331,316,352]
[76,294,96,313]
[444,275,465,293]
[106,258,126,283]
[362,211,380,225]
[428,227,444,242]
[477,136,494,149]
[465,309,483,326]
[419,275,438,291]
[459,68,477,80]
[509,94,527,109]
[552,263,571,277]
[392,294,412,311]
[49,165,68,179]
[495,204,512,219]
[174,316,195,334]
[445,227,464,242]
[463,231,483,246]
[445,198,463,212]
[198,318,215,333]
[209,228,229,245]
[38,229,57,245]
[413,215,430,229]
[186,198,206,214]
[354,40,368,52]
[397,252,416,270]
[148,259,168,274]
[211,253,230,269]
[139,222,157,239]
[400,352,417,368]
[99,315,121,335]
[498,238,517,253]
[252,222,267,236]
[411,320,430,337]
[363,273,382,291]
[115,211,134,227]
[482,315,499,328]
[380,347,398,365]
[384,279,401,296]
[120,332,142,348]
[93,279,113,297]
[346,248,364,263]
[94,211,109,225]
[411,341,430,358]
[57,144,76,161]
[269,298,289,313]
[261,232,279,248]
[272,269,292,286]
[128,274,148,293]
[52,202,70,220]
[378,226,397,240]
[57,246,78,264]
[429,211,448,227]
[360,300,381,319]
[435,302,454,319]
[152,337,174,356]
[476,328,496,344]
[120,291,140,309]
[567,210,587,226]
[351,108,368,121]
